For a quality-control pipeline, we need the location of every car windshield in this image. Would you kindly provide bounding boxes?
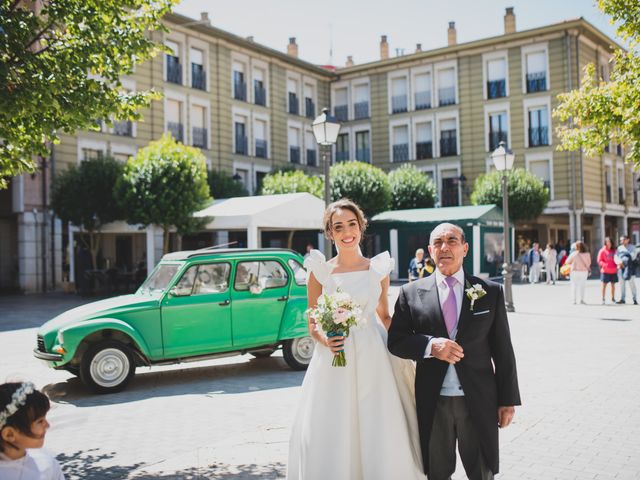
[139,263,182,293]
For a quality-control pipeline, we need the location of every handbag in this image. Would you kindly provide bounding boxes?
[559,264,571,278]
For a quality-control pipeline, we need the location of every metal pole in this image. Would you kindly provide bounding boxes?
[502,173,515,312]
[323,145,332,259]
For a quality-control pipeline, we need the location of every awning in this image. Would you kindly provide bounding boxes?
[371,204,504,227]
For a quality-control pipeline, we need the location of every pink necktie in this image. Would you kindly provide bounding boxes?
[442,276,458,337]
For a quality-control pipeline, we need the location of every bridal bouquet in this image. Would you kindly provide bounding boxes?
[308,289,362,367]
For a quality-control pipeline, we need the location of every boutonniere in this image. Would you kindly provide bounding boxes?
[465,281,487,311]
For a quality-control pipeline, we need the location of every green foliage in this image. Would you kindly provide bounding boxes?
[553,0,640,168]
[0,0,176,188]
[116,134,212,253]
[388,164,437,210]
[470,169,550,222]
[260,170,324,198]
[208,170,249,198]
[330,161,391,217]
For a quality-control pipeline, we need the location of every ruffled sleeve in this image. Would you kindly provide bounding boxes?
[303,249,336,286]
[369,250,395,281]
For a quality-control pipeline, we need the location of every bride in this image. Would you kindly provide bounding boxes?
[287,199,425,480]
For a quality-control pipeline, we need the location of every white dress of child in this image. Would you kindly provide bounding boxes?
[0,449,65,480]
[287,250,425,480]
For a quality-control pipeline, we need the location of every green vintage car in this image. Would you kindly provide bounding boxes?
[34,248,314,393]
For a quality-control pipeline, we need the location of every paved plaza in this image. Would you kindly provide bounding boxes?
[1,278,639,479]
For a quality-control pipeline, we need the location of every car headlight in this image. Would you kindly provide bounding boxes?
[56,331,64,345]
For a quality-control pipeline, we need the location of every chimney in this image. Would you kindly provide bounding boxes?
[287,37,298,58]
[380,35,389,60]
[415,43,422,53]
[504,7,516,34]
[200,12,211,26]
[346,55,354,67]
[447,22,457,46]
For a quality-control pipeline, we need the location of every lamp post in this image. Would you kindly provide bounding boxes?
[491,141,515,312]
[312,107,341,259]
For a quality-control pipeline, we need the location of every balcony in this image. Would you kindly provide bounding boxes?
[619,188,625,205]
[166,55,182,85]
[526,72,547,93]
[354,101,369,119]
[336,150,350,162]
[234,81,247,101]
[305,98,315,119]
[606,185,612,203]
[290,146,301,164]
[528,126,549,147]
[235,135,248,155]
[254,85,266,106]
[416,141,433,160]
[489,131,508,152]
[288,93,299,115]
[440,130,457,157]
[355,148,370,163]
[255,139,268,158]
[391,95,408,114]
[392,143,409,162]
[415,91,431,110]
[306,149,317,166]
[191,64,206,90]
[334,105,348,122]
[167,122,183,142]
[438,87,456,106]
[192,127,207,149]
[113,120,132,137]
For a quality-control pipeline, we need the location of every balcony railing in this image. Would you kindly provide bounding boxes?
[334,105,348,122]
[235,135,248,155]
[415,91,431,110]
[487,79,506,99]
[528,126,549,147]
[305,98,315,119]
[416,141,433,160]
[619,188,625,205]
[391,95,408,113]
[167,122,183,142]
[288,93,299,115]
[438,87,456,106]
[606,185,612,203]
[191,64,206,90]
[393,143,409,162]
[355,148,370,163]
[255,139,268,158]
[306,149,317,166]
[192,127,207,149]
[336,150,349,162]
[234,81,247,101]
[166,55,182,85]
[290,146,301,164]
[489,131,508,151]
[526,72,547,93]
[113,120,132,137]
[440,130,457,157]
[254,85,266,106]
[354,101,369,119]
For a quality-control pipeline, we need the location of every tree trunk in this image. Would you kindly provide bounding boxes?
[163,227,170,254]
[287,230,295,250]
[88,231,101,270]
[176,233,183,251]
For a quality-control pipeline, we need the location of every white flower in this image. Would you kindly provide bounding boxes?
[465,282,487,311]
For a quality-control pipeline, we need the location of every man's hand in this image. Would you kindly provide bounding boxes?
[498,406,515,428]
[430,338,464,364]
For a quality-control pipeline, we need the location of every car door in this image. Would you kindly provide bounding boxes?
[230,259,290,347]
[161,262,232,358]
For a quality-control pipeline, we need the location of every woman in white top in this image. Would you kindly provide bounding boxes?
[565,240,592,304]
[543,243,558,285]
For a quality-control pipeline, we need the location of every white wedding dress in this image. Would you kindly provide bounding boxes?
[287,250,425,480]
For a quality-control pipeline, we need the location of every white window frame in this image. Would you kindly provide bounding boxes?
[351,77,371,120]
[110,143,137,163]
[331,80,350,118]
[482,50,509,100]
[387,69,410,115]
[604,159,613,206]
[253,111,270,159]
[189,97,211,150]
[164,33,186,85]
[187,37,210,92]
[287,119,303,164]
[389,118,412,162]
[435,109,460,158]
[525,151,555,201]
[164,89,187,141]
[617,165,626,204]
[286,71,302,116]
[523,96,552,148]
[436,160,462,207]
[521,42,550,93]
[77,138,107,164]
[231,51,250,101]
[484,102,511,153]
[303,75,318,117]
[232,106,251,156]
[411,112,435,160]
[434,60,458,107]
[251,58,270,107]
[353,123,372,162]
[410,64,434,111]
[334,128,351,163]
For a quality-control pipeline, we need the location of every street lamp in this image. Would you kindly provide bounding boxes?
[491,140,515,312]
[312,107,341,259]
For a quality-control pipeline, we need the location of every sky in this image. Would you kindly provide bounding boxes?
[173,0,621,67]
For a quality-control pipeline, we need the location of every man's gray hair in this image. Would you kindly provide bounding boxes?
[429,223,466,245]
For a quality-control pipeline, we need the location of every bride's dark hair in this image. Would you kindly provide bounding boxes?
[322,199,368,240]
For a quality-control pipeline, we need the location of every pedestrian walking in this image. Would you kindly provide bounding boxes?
[542,243,558,285]
[597,237,618,304]
[526,242,542,284]
[616,235,638,305]
[565,241,591,304]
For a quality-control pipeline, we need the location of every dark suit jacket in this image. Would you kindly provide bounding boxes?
[388,271,521,475]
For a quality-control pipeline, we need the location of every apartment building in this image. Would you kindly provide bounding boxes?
[1,8,638,293]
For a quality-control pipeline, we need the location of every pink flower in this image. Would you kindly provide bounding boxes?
[334,307,350,325]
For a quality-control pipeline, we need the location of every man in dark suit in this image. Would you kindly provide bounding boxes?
[388,223,521,480]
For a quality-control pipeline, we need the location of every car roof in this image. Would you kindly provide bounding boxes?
[161,248,303,262]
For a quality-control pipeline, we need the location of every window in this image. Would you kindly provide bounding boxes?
[256,171,267,193]
[439,119,457,157]
[618,168,625,204]
[304,83,315,118]
[289,127,300,164]
[288,259,306,286]
[391,77,408,113]
[234,261,288,291]
[254,68,266,106]
[525,51,547,93]
[353,84,369,119]
[288,78,299,115]
[528,106,549,147]
[336,133,349,162]
[190,47,205,90]
[235,168,249,189]
[392,125,409,162]
[112,152,130,162]
[415,122,433,160]
[233,64,246,101]
[440,169,460,207]
[235,120,247,155]
[529,159,551,193]
[487,58,506,99]
[255,120,268,158]
[81,148,103,161]
[194,264,231,294]
[489,112,508,151]
[438,68,456,106]
[305,131,317,166]
[334,87,348,121]
[605,166,612,203]
[191,105,207,149]
[414,73,432,110]
[355,130,370,163]
[165,40,182,85]
[166,99,183,142]
[173,265,198,296]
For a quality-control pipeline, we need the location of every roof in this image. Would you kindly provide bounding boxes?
[193,192,326,230]
[161,248,301,261]
[371,204,504,225]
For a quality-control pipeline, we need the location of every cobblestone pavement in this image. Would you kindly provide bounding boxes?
[1,278,639,479]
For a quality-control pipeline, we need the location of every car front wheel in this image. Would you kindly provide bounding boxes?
[282,336,314,370]
[80,340,136,393]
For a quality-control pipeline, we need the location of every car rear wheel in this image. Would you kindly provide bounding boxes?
[249,348,276,359]
[80,340,135,393]
[283,336,314,370]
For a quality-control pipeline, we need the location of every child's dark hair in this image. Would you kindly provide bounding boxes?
[0,382,50,451]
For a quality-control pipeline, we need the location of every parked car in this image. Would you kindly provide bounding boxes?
[34,248,313,393]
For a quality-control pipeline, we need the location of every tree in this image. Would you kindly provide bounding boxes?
[388,164,437,210]
[260,170,324,198]
[0,0,176,188]
[116,134,211,253]
[470,169,550,222]
[51,156,124,269]
[330,161,391,217]
[553,0,640,168]
[208,170,249,198]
